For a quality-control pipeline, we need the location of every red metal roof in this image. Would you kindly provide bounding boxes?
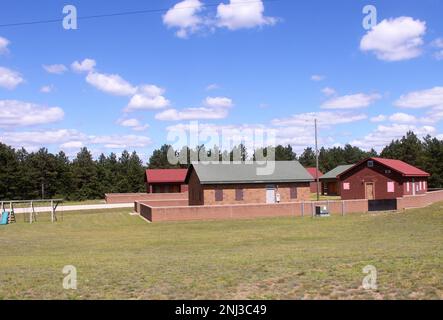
[338,157,430,177]
[370,157,430,177]
[145,169,188,183]
[306,167,323,178]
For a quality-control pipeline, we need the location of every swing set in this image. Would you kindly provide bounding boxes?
[0,199,64,225]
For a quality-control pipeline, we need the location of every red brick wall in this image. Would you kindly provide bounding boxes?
[136,190,443,223]
[105,192,187,204]
[339,160,428,200]
[310,181,321,194]
[138,199,369,222]
[202,183,310,205]
[188,169,204,206]
[397,190,443,209]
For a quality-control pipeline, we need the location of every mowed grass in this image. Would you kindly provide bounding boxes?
[0,203,442,300]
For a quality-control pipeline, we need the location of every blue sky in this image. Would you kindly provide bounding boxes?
[0,0,442,160]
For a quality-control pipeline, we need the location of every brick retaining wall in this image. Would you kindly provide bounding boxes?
[105,192,187,204]
[135,190,443,223]
[137,199,368,222]
[397,190,443,210]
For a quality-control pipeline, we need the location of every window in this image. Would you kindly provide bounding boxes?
[367,160,374,167]
[215,189,223,201]
[385,169,391,174]
[235,188,244,201]
[387,181,394,193]
[290,186,297,199]
[343,182,350,190]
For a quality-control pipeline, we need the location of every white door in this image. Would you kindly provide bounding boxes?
[266,187,276,204]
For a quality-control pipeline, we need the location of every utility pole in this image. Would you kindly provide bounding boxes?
[41,182,45,200]
[315,119,320,201]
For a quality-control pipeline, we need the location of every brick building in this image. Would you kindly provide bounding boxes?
[338,157,429,200]
[145,169,188,193]
[185,161,313,205]
[320,164,354,196]
[305,167,323,193]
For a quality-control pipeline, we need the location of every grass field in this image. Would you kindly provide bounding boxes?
[0,203,442,300]
[309,193,341,201]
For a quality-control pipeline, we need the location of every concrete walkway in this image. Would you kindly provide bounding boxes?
[10,203,133,214]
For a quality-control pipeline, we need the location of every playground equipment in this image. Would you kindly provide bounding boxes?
[0,199,63,225]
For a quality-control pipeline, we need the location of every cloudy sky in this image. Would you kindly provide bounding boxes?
[0,0,442,159]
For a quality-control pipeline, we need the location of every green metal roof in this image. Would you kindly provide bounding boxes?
[320,164,355,180]
[190,161,314,185]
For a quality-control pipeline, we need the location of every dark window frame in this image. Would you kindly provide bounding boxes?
[290,186,297,199]
[235,188,244,201]
[215,188,223,201]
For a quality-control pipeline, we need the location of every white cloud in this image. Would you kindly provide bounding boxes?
[205,96,233,108]
[156,107,229,121]
[389,112,417,123]
[89,134,151,148]
[86,71,137,96]
[155,96,233,121]
[206,83,220,91]
[310,74,325,81]
[360,17,426,61]
[1,129,151,151]
[60,141,84,149]
[394,86,443,109]
[350,124,436,151]
[216,0,277,30]
[163,0,205,38]
[43,64,68,74]
[40,85,54,93]
[117,118,149,131]
[322,93,381,109]
[1,129,85,150]
[0,36,10,54]
[124,85,170,112]
[0,66,24,90]
[163,0,278,38]
[0,100,64,127]
[271,111,367,127]
[321,87,336,96]
[370,114,387,122]
[71,58,96,73]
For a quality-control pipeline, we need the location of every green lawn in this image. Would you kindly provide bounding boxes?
[309,193,341,201]
[0,203,442,300]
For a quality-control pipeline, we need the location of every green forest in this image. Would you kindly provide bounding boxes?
[1,131,442,200]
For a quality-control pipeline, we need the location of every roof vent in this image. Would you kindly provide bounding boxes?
[367,160,374,167]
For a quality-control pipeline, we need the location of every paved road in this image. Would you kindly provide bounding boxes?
[9,203,134,214]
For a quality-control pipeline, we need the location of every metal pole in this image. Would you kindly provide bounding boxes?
[315,119,320,201]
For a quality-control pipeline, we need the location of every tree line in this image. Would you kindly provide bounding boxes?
[1,131,442,200]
